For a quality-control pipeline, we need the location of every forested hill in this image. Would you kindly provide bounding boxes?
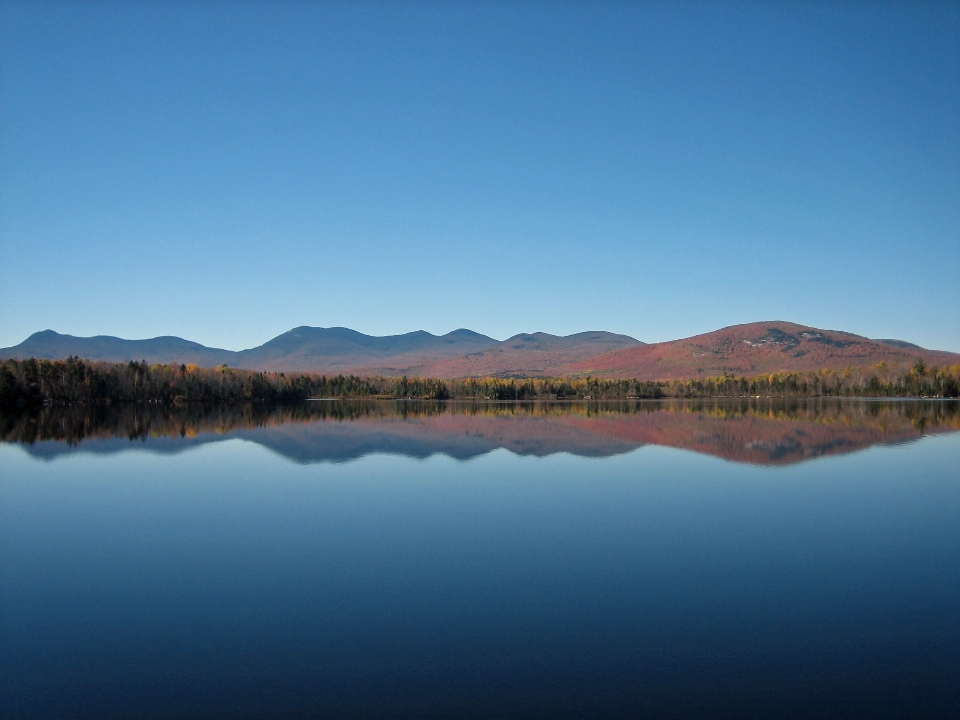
[560,322,960,380]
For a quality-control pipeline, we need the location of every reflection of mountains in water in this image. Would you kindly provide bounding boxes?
[4,400,958,466]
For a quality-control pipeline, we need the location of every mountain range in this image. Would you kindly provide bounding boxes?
[2,322,958,379]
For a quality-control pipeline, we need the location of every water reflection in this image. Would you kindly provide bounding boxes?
[4,399,957,465]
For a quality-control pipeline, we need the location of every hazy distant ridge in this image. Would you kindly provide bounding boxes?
[2,322,957,379]
[2,330,240,367]
[0,326,639,374]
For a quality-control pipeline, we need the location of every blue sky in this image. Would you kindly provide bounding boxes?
[1,1,958,351]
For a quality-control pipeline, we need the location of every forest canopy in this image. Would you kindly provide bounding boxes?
[1,357,958,407]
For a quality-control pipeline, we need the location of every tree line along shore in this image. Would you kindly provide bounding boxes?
[1,357,958,407]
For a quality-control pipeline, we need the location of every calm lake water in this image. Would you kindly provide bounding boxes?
[1,400,958,719]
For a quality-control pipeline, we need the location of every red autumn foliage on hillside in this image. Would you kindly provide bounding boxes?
[555,322,960,380]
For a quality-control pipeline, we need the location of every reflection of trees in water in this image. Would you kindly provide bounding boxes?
[2,399,957,454]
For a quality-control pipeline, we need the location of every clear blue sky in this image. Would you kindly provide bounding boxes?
[2,1,958,351]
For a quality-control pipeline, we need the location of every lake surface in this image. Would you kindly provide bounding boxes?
[2,400,958,719]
